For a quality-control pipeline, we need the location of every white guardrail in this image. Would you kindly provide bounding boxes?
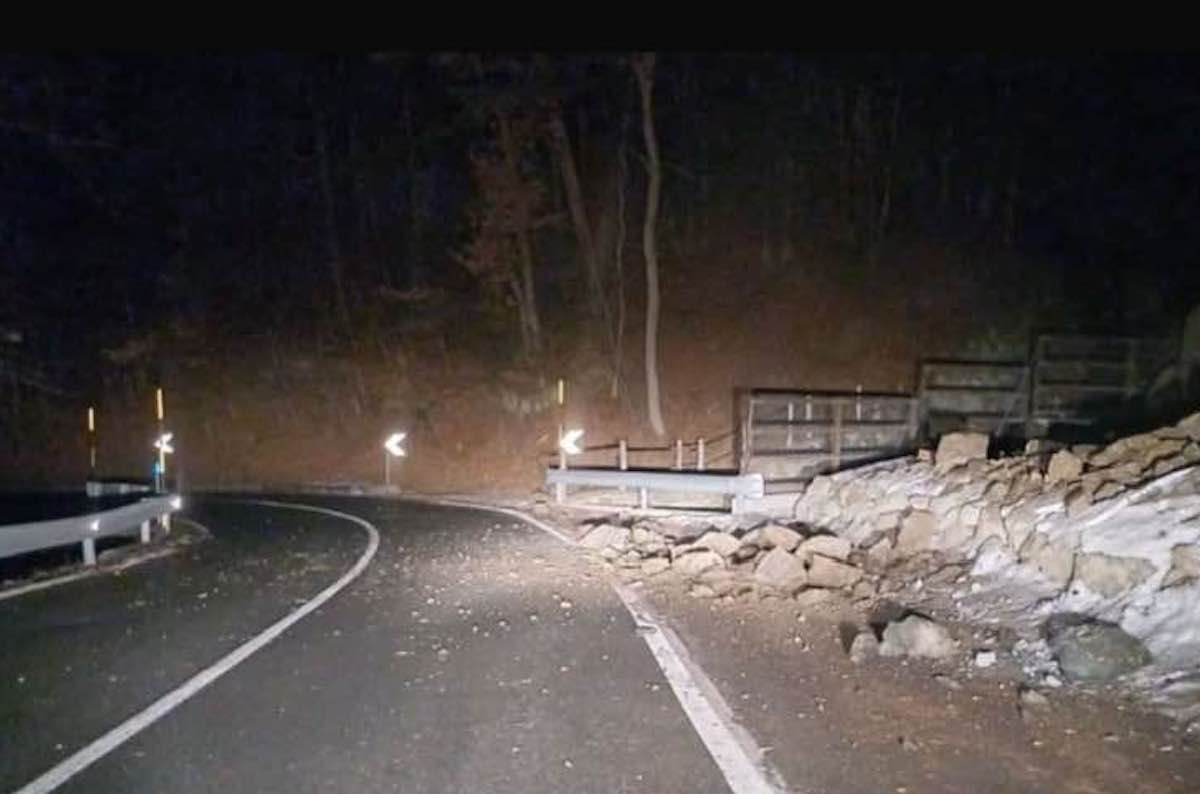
[0,495,182,566]
[545,468,764,512]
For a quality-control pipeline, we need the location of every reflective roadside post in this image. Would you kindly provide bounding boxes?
[556,428,584,503]
[155,387,165,492]
[86,406,97,478]
[153,432,174,495]
[384,432,407,487]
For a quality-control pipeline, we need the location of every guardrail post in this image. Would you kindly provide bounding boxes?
[674,439,683,470]
[140,520,151,543]
[82,538,96,566]
[786,401,795,449]
[555,447,568,504]
[697,438,706,471]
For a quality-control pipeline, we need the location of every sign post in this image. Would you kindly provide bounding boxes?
[555,428,584,503]
[153,431,175,495]
[384,432,407,487]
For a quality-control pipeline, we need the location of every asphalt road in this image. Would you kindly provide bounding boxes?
[0,496,733,793]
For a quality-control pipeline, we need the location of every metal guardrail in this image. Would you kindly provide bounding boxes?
[0,495,181,566]
[545,468,764,512]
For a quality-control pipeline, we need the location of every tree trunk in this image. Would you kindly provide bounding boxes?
[550,111,606,322]
[633,53,666,436]
[611,124,629,400]
[496,112,542,356]
[403,86,425,288]
[312,104,353,341]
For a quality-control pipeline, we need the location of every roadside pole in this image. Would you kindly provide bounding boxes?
[87,406,97,477]
[383,432,407,488]
[155,388,166,493]
[555,378,567,503]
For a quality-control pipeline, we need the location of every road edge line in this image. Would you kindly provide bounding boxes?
[408,496,788,794]
[13,500,380,794]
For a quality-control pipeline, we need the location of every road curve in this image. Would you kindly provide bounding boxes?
[1,496,734,793]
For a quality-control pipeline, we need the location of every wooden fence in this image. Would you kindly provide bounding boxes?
[738,389,919,489]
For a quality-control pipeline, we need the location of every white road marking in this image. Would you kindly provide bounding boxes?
[413,496,787,794]
[0,568,95,603]
[0,517,210,603]
[14,500,380,794]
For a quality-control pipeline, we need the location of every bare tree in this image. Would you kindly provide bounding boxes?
[610,114,630,399]
[310,94,353,341]
[457,109,548,358]
[632,53,666,436]
[549,110,605,322]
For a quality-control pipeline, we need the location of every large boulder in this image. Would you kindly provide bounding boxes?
[1162,544,1200,589]
[1089,433,1160,469]
[673,549,725,577]
[1045,616,1152,682]
[754,547,808,591]
[896,510,936,556]
[580,525,630,551]
[640,557,671,576]
[1046,450,1084,484]
[758,524,804,552]
[690,530,741,558]
[1018,532,1075,590]
[935,432,989,471]
[974,506,1007,547]
[848,631,880,663]
[1073,552,1156,598]
[879,614,958,659]
[795,534,851,563]
[806,554,863,589]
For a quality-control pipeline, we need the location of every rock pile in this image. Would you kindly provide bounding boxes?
[790,411,1200,698]
[577,518,875,603]
[792,413,1200,600]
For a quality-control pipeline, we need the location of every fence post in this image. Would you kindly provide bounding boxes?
[855,384,863,421]
[618,439,628,471]
[697,438,706,471]
[831,401,844,471]
[1124,339,1138,399]
[742,396,756,470]
[82,538,96,566]
[674,439,683,470]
